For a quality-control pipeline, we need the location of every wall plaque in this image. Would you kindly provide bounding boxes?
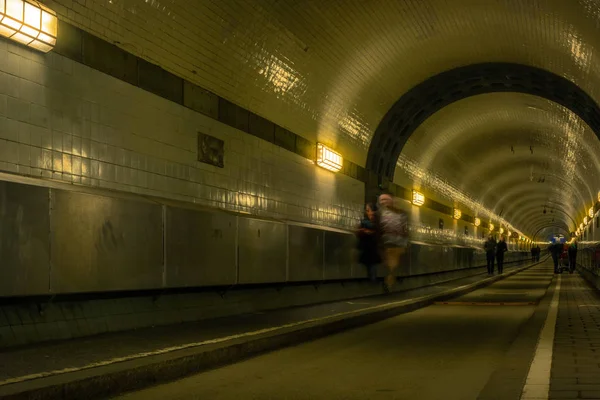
[198,132,224,168]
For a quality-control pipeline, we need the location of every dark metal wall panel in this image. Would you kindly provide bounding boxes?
[237,218,286,284]
[408,244,447,275]
[165,207,237,287]
[0,182,50,296]
[50,190,163,293]
[324,231,354,280]
[288,225,323,282]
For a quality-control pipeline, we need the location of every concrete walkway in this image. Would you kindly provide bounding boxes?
[0,261,538,399]
[116,264,556,400]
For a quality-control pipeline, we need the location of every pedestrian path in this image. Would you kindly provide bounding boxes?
[0,262,535,399]
[549,273,600,400]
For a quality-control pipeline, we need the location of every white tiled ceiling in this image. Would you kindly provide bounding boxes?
[400,93,600,235]
[42,0,600,235]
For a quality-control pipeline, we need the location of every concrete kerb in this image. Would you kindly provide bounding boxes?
[0,260,545,400]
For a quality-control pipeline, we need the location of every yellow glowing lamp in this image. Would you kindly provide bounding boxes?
[453,208,461,220]
[499,227,504,234]
[598,191,600,203]
[580,222,584,230]
[589,207,594,219]
[584,216,589,225]
[474,217,481,227]
[489,223,494,231]
[316,143,343,172]
[0,0,57,52]
[412,190,424,206]
[507,230,511,237]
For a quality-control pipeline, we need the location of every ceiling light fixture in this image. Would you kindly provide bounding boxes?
[0,0,57,52]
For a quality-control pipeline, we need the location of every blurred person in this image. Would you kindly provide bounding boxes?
[568,239,578,274]
[377,193,409,292]
[356,203,381,282]
[496,236,508,274]
[549,241,562,274]
[484,235,497,275]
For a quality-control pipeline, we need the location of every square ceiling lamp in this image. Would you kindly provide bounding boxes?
[453,208,461,220]
[316,143,343,172]
[412,190,424,206]
[0,0,57,52]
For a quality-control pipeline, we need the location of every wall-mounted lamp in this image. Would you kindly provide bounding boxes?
[453,208,462,220]
[584,216,589,225]
[316,143,343,172]
[589,207,594,219]
[474,217,481,227]
[0,0,57,52]
[499,227,504,234]
[598,191,600,203]
[489,223,494,231]
[412,190,424,206]
[507,230,511,237]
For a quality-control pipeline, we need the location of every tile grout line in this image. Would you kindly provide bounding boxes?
[520,275,561,400]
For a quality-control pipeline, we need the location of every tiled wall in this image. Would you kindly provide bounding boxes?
[0,40,363,229]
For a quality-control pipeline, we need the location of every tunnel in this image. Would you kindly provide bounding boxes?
[1,1,600,399]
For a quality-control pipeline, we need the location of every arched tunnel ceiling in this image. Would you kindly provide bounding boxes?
[52,0,600,165]
[398,93,600,237]
[56,0,600,238]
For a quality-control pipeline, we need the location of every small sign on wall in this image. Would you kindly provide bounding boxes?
[198,132,224,168]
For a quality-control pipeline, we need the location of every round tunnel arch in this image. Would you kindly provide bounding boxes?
[366,62,600,182]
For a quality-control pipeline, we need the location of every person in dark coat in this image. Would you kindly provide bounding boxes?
[568,240,578,274]
[550,242,562,273]
[356,203,381,282]
[484,236,496,275]
[496,236,508,274]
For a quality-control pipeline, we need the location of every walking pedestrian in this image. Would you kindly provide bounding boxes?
[568,240,578,274]
[377,193,409,292]
[484,236,496,275]
[496,236,508,274]
[356,203,381,282]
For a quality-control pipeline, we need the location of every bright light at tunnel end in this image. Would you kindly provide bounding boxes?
[412,190,424,206]
[316,143,343,172]
[0,0,57,53]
